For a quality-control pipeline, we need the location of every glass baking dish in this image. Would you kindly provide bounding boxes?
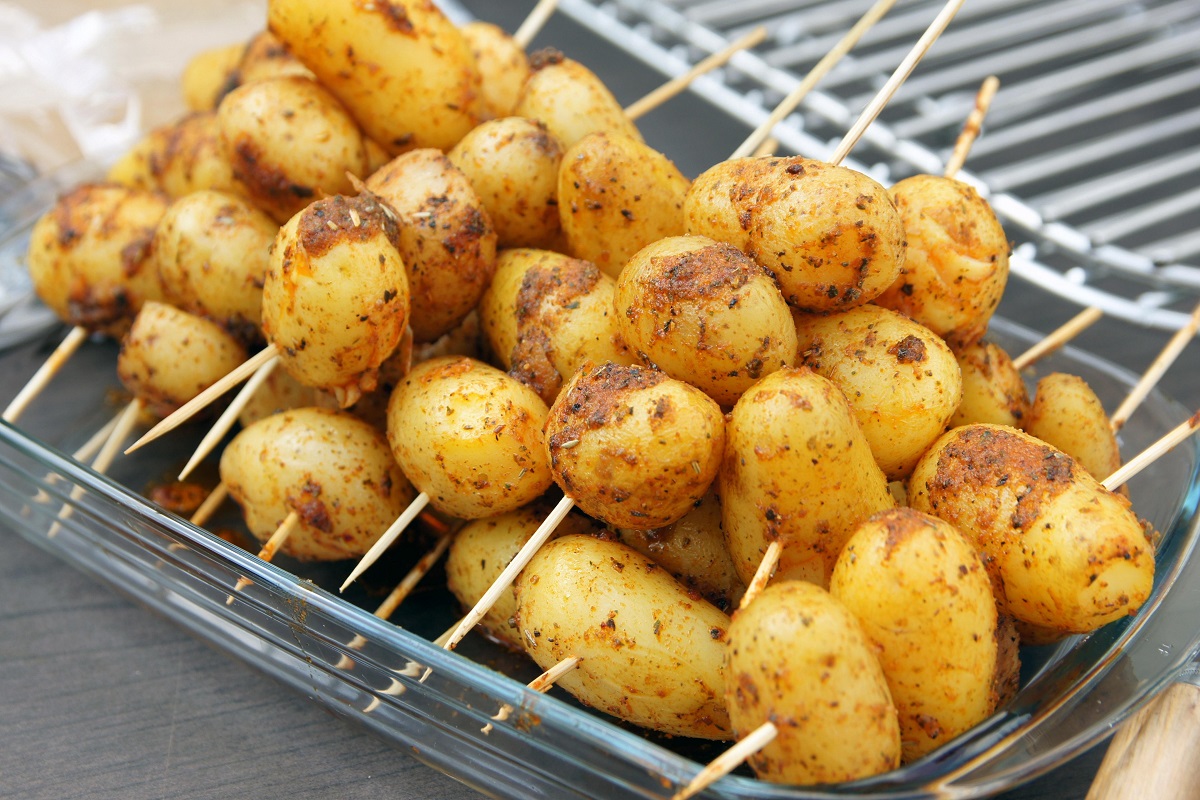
[2,167,1199,799]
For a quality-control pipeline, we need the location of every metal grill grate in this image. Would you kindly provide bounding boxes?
[547,0,1200,330]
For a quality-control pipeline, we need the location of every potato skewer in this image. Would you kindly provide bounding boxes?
[1109,299,1200,431]
[1010,306,1106,370]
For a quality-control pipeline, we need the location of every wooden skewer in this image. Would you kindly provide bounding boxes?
[943,76,1000,178]
[829,0,967,167]
[482,655,582,734]
[738,540,781,610]
[124,346,279,455]
[671,721,779,800]
[227,510,300,603]
[189,482,230,527]
[340,491,432,591]
[730,0,897,160]
[1109,300,1200,432]
[33,407,125,505]
[178,355,279,480]
[512,0,558,50]
[1103,409,1200,492]
[1011,307,1105,371]
[336,529,454,670]
[750,136,779,158]
[3,326,89,424]
[48,399,142,538]
[441,494,575,652]
[625,26,767,121]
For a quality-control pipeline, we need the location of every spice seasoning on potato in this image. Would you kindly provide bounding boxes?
[684,156,906,312]
[950,339,1030,429]
[514,50,643,150]
[908,424,1154,633]
[181,42,246,112]
[514,534,733,740]
[616,235,797,407]
[545,362,725,529]
[460,21,530,120]
[108,111,246,201]
[1026,372,1122,484]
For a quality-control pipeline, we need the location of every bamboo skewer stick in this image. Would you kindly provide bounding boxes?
[340,491,432,592]
[750,136,779,158]
[178,355,279,480]
[1011,307,1105,371]
[482,656,582,735]
[739,540,781,610]
[829,0,967,167]
[1109,301,1200,432]
[3,326,89,424]
[671,721,779,800]
[625,27,767,121]
[48,399,142,538]
[730,0,898,160]
[189,482,229,527]
[1103,410,1200,492]
[943,76,1000,178]
[227,510,300,603]
[512,0,558,50]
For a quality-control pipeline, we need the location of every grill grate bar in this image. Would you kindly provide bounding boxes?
[1086,187,1200,249]
[1031,149,1200,222]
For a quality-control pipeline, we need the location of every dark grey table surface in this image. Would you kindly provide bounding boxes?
[3,2,1200,798]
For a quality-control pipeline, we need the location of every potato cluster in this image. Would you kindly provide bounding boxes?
[23,0,1162,792]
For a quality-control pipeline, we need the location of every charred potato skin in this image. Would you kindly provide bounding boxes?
[514,534,733,740]
[1026,373,1122,483]
[546,362,725,529]
[684,156,906,312]
[908,424,1154,633]
[108,111,245,201]
[950,340,1030,429]
[726,580,901,784]
[220,407,415,561]
[616,235,797,407]
[830,508,1002,762]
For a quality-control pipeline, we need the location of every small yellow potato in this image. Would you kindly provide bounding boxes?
[238,367,318,428]
[218,76,368,224]
[1026,373,1122,484]
[460,21,530,119]
[220,407,416,561]
[387,356,553,519]
[230,30,314,88]
[262,194,409,407]
[366,149,498,343]
[795,304,962,480]
[720,367,894,588]
[515,534,732,740]
[685,156,906,312]
[182,42,246,111]
[875,175,1009,347]
[546,362,725,529]
[154,189,278,343]
[726,580,900,783]
[479,249,633,405]
[268,0,483,153]
[514,50,643,150]
[117,302,249,419]
[558,132,690,278]
[830,508,1001,762]
[908,424,1154,633]
[27,183,168,337]
[445,502,602,649]
[107,111,245,201]
[616,489,746,611]
[950,339,1030,429]
[616,235,797,406]
[447,117,563,249]
[314,328,414,433]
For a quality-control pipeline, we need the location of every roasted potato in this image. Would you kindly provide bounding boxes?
[1026,372,1122,484]
[950,339,1031,429]
[460,21,530,119]
[514,50,643,150]
[237,366,318,428]
[229,30,314,89]
[515,534,732,740]
[181,42,246,111]
[107,111,244,200]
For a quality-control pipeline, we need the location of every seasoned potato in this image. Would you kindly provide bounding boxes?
[461,21,530,119]
[220,407,416,561]
[616,235,797,406]
[262,194,409,406]
[117,302,249,419]
[685,156,906,312]
[545,362,725,529]
[720,367,894,588]
[1026,373,1122,484]
[387,356,553,519]
[314,328,413,433]
[366,149,498,343]
[950,339,1030,429]
[616,489,746,611]
[830,508,1002,762]
[27,183,168,337]
[448,117,563,249]
[268,0,482,153]
[445,502,601,649]
[908,424,1154,632]
[726,580,900,783]
[558,132,689,278]
[229,30,314,88]
[514,50,643,150]
[218,76,368,223]
[237,366,318,428]
[875,175,1009,347]
[154,189,277,343]
[107,111,244,200]
[479,249,634,405]
[795,304,962,479]
[182,42,245,111]
[515,534,732,740]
